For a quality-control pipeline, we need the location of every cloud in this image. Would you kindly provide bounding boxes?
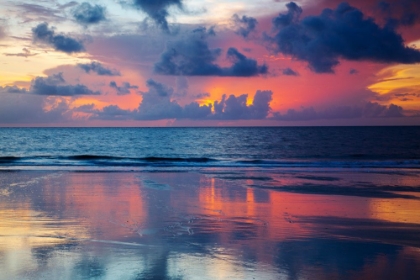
[192,26,216,38]
[109,81,138,95]
[73,2,106,26]
[273,102,404,121]
[75,104,132,121]
[136,79,184,120]
[32,22,85,53]
[154,32,268,76]
[130,0,184,32]
[232,14,258,38]
[84,79,272,121]
[4,48,37,58]
[0,89,70,124]
[213,90,273,120]
[175,76,188,97]
[282,67,299,76]
[0,85,28,94]
[2,73,100,97]
[266,2,420,73]
[91,105,135,121]
[225,48,268,76]
[59,1,78,10]
[78,62,120,76]
[379,0,420,27]
[349,69,359,75]
[14,3,64,22]
[182,102,212,119]
[30,73,100,96]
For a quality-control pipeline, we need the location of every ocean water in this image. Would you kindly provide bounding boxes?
[1,127,420,279]
[1,126,420,169]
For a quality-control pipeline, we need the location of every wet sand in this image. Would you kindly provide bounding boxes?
[0,169,420,279]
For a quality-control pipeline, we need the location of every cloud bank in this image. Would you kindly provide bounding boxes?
[266,2,420,73]
[1,73,100,96]
[80,79,272,120]
[273,102,404,121]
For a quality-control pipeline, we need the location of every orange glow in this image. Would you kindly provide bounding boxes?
[369,197,420,224]
[70,97,109,110]
[368,63,420,111]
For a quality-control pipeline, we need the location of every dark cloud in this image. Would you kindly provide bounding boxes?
[91,105,135,121]
[232,14,258,38]
[214,90,273,120]
[154,33,267,76]
[0,73,101,96]
[75,104,129,121]
[73,2,106,26]
[282,67,299,76]
[154,35,220,76]
[379,0,420,27]
[225,48,268,76]
[78,62,120,76]
[192,26,216,38]
[4,48,37,58]
[109,81,138,95]
[130,0,184,32]
[29,73,100,96]
[32,23,85,53]
[266,2,420,73]
[273,102,404,121]
[182,102,212,119]
[349,69,359,75]
[136,79,184,119]
[0,85,28,94]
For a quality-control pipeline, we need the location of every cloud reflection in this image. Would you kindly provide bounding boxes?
[0,170,420,279]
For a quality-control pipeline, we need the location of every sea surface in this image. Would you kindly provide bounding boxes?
[1,126,420,170]
[1,127,420,279]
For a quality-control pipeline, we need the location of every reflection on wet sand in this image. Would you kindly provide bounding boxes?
[0,170,420,279]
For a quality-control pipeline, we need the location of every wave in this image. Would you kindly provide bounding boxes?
[62,155,215,162]
[0,156,20,163]
[0,155,420,169]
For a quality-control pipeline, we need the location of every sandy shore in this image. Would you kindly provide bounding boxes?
[0,170,419,279]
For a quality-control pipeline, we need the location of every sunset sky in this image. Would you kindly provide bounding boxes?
[0,0,420,126]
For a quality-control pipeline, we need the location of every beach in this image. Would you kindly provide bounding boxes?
[2,0,420,277]
[1,167,420,279]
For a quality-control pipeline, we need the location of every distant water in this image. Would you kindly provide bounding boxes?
[1,127,420,169]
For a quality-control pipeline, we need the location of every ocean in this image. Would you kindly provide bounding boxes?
[1,126,420,169]
[1,127,420,279]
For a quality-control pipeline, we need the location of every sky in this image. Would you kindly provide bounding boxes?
[0,0,420,126]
